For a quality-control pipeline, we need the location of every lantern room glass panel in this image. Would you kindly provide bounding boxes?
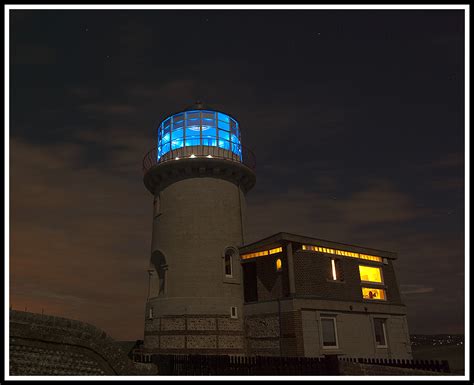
[157,109,242,160]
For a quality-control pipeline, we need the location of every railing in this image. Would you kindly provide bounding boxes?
[149,354,338,375]
[132,349,153,363]
[142,140,256,174]
[338,356,450,373]
[132,352,451,375]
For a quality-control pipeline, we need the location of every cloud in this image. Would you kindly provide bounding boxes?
[245,180,421,245]
[338,180,421,225]
[80,103,137,115]
[400,285,435,295]
[10,138,152,339]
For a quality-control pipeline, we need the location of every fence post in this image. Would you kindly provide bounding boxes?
[324,354,340,375]
[441,360,450,373]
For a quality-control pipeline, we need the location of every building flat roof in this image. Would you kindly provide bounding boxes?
[239,232,397,259]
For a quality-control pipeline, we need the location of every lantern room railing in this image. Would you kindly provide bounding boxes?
[142,139,256,174]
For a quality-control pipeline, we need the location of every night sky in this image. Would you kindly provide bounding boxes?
[9,9,465,340]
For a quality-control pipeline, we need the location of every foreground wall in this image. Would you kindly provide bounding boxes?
[9,310,156,376]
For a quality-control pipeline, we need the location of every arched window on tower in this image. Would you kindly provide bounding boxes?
[151,250,168,296]
[223,247,239,279]
[224,250,233,278]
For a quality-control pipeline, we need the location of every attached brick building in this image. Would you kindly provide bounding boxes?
[240,232,412,359]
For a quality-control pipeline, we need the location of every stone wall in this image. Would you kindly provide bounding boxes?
[244,310,304,357]
[144,314,245,355]
[9,310,157,376]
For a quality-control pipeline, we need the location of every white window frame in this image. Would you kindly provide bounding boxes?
[230,306,238,319]
[373,318,388,348]
[223,246,238,280]
[320,316,339,349]
[148,307,153,320]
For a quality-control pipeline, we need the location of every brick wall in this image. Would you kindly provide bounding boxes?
[293,250,403,305]
[253,252,289,301]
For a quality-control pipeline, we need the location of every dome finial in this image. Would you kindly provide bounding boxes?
[185,100,212,111]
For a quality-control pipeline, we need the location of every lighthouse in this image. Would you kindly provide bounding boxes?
[142,102,256,355]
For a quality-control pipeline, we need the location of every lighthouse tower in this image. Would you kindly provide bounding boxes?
[142,102,256,355]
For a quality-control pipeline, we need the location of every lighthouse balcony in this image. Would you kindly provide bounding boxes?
[142,141,256,174]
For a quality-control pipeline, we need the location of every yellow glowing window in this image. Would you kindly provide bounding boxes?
[241,250,268,259]
[241,246,283,260]
[276,258,282,271]
[269,247,283,255]
[361,287,386,301]
[301,244,383,263]
[359,265,383,283]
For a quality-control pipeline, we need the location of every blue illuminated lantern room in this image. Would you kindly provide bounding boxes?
[156,102,242,162]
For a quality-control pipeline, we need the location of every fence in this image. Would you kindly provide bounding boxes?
[151,354,339,375]
[338,356,450,373]
[133,353,450,375]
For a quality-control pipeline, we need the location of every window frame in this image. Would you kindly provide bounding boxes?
[223,246,239,282]
[230,306,238,319]
[224,251,233,278]
[359,264,384,285]
[373,318,388,348]
[361,287,387,301]
[320,316,339,349]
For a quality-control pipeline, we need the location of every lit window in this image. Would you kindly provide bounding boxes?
[331,259,337,280]
[224,250,233,277]
[241,246,283,260]
[301,244,383,263]
[373,318,388,347]
[359,265,383,283]
[269,246,283,255]
[329,258,344,281]
[361,287,386,301]
[321,317,338,348]
[241,250,268,259]
[276,258,282,272]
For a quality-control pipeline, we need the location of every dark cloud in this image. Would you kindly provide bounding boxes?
[9,9,465,338]
[400,285,435,295]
